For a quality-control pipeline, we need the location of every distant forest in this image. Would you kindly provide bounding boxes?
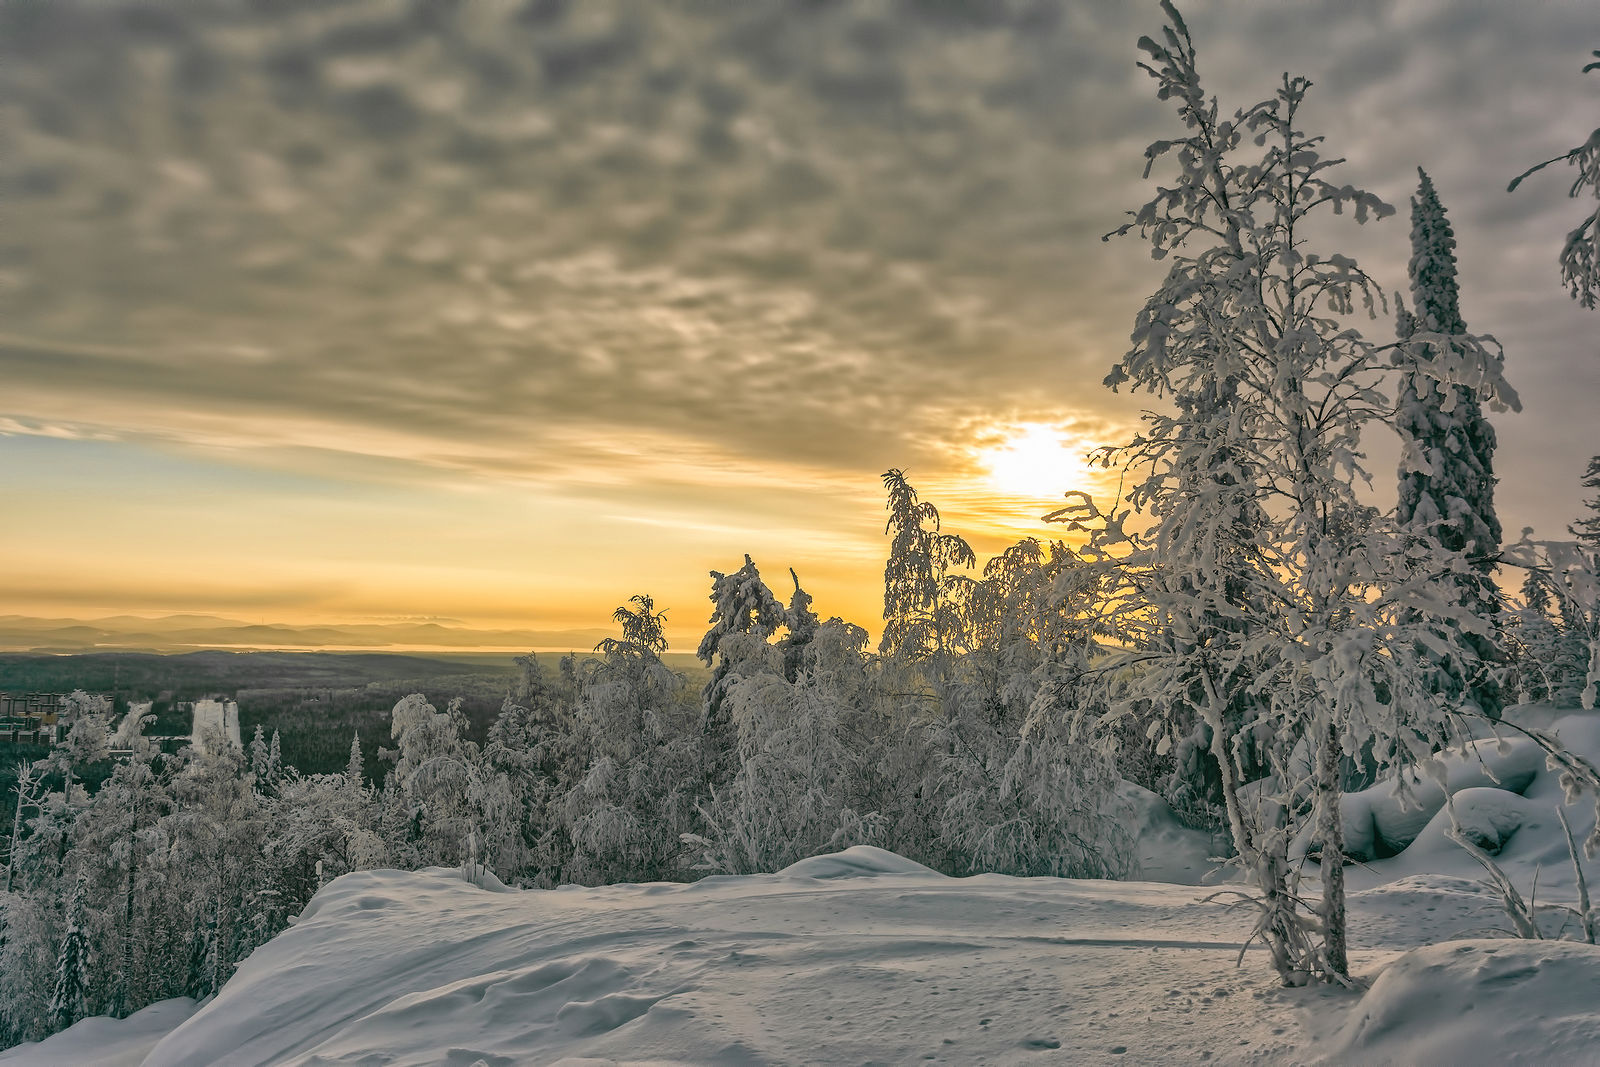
[0,650,707,784]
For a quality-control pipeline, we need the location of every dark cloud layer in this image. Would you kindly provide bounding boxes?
[1,0,1595,533]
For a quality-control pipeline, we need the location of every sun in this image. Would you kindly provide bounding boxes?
[980,424,1087,498]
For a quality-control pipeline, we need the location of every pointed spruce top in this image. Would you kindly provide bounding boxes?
[1408,167,1465,336]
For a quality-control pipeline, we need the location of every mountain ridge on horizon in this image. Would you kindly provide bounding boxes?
[0,613,614,654]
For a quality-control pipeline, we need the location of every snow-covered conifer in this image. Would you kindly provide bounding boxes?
[267,731,283,789]
[249,724,270,780]
[1094,1,1518,983]
[880,469,976,665]
[696,555,785,787]
[777,568,820,682]
[47,873,90,1031]
[1573,456,1600,552]
[561,596,702,884]
[1394,169,1505,719]
[345,731,365,789]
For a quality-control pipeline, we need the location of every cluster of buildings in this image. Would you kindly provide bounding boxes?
[0,692,242,752]
[0,692,75,745]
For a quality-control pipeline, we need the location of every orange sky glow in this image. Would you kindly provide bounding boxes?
[2,1,1595,654]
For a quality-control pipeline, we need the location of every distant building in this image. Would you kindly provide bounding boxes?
[0,692,109,746]
[187,698,242,753]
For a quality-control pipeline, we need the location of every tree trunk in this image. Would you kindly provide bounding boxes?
[1317,716,1349,979]
[117,803,141,1017]
[5,781,26,894]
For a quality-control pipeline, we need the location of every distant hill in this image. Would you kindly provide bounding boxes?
[0,614,611,655]
[0,649,500,697]
[0,648,707,700]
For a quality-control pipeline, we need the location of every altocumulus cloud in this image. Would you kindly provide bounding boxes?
[0,0,1595,531]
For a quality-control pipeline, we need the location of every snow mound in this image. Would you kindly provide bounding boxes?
[1407,787,1533,856]
[1295,734,1543,862]
[1109,781,1230,885]
[0,997,198,1067]
[1329,939,1600,1066]
[775,844,938,879]
[1346,712,1600,909]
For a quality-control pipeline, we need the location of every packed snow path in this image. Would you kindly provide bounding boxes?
[9,845,1572,1066]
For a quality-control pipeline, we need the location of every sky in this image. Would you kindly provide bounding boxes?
[2,0,1596,651]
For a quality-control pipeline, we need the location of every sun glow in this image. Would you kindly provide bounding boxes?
[980,424,1088,498]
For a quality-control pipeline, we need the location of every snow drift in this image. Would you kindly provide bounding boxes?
[1330,939,1600,1065]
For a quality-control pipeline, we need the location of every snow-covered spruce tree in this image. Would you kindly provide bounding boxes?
[249,724,270,782]
[1574,456,1600,552]
[687,614,887,875]
[248,724,284,799]
[560,595,702,884]
[777,568,821,683]
[386,694,523,881]
[880,468,977,669]
[1511,570,1572,704]
[696,555,786,790]
[1509,50,1600,308]
[1394,169,1505,720]
[483,655,581,886]
[47,872,89,1032]
[345,731,365,787]
[1093,2,1518,984]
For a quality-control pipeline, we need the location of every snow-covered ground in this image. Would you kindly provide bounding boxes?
[9,711,1600,1066]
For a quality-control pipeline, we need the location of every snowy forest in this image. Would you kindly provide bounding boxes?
[4,1,1600,1058]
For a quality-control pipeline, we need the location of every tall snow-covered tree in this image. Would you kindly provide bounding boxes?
[1394,169,1505,719]
[1511,569,1587,705]
[561,596,701,884]
[696,555,785,788]
[1095,1,1518,983]
[47,873,90,1031]
[777,569,821,683]
[1509,50,1600,308]
[880,469,976,666]
[485,656,581,886]
[344,732,365,788]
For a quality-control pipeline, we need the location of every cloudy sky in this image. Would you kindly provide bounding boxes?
[2,0,1596,649]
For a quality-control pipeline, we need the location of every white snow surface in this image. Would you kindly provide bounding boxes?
[0,998,198,1067]
[1330,939,1600,1065]
[11,710,1600,1066]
